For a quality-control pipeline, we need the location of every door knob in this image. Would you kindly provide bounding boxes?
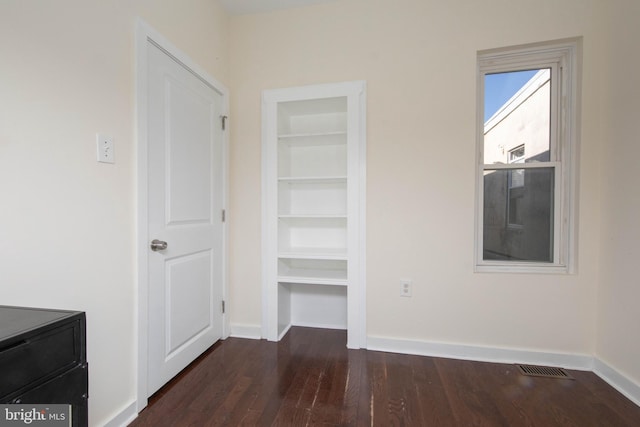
[150,239,168,251]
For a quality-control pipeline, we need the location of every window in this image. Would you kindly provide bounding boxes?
[476,39,580,273]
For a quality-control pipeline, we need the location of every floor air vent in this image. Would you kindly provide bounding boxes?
[516,364,574,380]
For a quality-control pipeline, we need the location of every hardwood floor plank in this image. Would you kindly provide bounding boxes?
[366,351,392,426]
[355,350,372,427]
[437,358,512,426]
[409,354,457,425]
[384,352,423,426]
[329,351,363,425]
[130,327,640,427]
[570,369,640,427]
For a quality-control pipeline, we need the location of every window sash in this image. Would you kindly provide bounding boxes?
[478,164,562,268]
[481,64,560,164]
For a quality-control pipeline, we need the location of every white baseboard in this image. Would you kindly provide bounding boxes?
[229,323,262,339]
[277,323,292,341]
[101,401,137,427]
[594,358,640,407]
[290,321,346,330]
[366,335,594,370]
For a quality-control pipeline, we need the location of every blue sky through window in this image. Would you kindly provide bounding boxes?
[484,70,538,122]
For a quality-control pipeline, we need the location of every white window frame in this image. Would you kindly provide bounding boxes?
[475,38,580,274]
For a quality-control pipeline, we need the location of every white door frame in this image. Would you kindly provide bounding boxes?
[135,19,229,412]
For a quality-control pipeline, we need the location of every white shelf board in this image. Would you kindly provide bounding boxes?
[278,175,347,183]
[278,257,347,285]
[278,214,347,219]
[278,248,347,260]
[277,276,348,286]
[278,131,347,139]
[277,132,347,148]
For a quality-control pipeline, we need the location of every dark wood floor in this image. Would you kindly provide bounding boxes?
[130,327,640,426]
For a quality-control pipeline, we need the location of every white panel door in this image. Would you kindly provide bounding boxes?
[146,41,224,396]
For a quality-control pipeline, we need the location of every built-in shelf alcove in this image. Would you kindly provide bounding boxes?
[262,81,366,348]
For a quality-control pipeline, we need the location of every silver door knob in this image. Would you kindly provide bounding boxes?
[150,239,168,251]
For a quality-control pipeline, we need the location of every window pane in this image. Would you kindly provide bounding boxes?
[483,167,554,262]
[484,69,551,164]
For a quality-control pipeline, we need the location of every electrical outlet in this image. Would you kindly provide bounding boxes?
[400,278,412,297]
[96,134,114,163]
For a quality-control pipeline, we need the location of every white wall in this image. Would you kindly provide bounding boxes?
[228,0,606,355]
[596,0,640,389]
[0,1,228,425]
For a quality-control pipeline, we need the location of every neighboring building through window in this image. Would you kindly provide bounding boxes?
[476,39,580,273]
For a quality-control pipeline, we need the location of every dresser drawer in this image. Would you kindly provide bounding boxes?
[0,319,82,398]
[11,363,88,427]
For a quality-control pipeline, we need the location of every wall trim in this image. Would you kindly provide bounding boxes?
[366,335,594,370]
[594,358,640,407]
[229,323,262,340]
[101,401,137,427]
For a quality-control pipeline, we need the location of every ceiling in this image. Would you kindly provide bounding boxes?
[218,0,338,15]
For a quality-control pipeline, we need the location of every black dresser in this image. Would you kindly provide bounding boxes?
[0,306,88,427]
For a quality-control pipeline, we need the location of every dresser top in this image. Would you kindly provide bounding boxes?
[0,306,81,342]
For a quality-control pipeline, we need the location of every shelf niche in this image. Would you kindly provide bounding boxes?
[278,179,347,216]
[262,81,366,348]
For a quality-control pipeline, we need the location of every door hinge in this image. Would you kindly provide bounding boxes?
[222,300,226,314]
[221,115,228,130]
[221,209,226,222]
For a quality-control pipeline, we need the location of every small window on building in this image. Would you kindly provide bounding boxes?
[476,39,580,273]
[509,145,525,163]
